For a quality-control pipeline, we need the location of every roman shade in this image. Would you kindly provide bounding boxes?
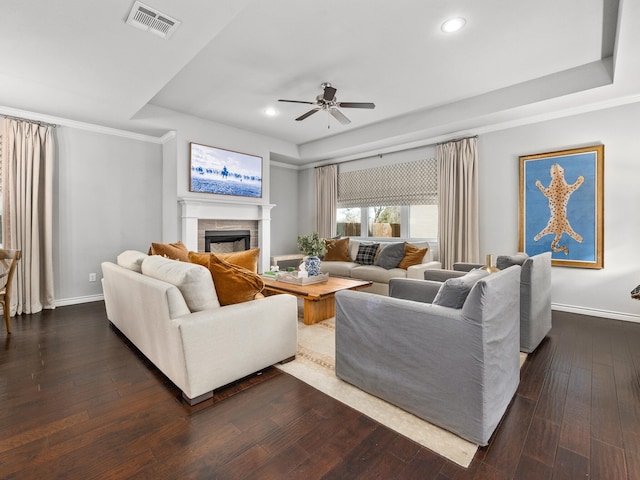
[337,158,437,207]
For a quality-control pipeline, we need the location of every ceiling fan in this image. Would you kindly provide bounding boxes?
[278,82,375,125]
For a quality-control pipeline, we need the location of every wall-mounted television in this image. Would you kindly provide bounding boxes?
[189,142,262,198]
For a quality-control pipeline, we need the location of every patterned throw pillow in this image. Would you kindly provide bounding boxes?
[355,243,380,265]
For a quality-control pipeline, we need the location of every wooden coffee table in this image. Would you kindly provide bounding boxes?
[262,276,372,325]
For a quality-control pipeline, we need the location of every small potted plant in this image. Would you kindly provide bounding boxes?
[296,232,327,276]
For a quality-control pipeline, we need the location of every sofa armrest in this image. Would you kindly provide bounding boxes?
[423,269,467,282]
[453,262,483,272]
[175,294,298,398]
[389,278,442,304]
[406,260,442,280]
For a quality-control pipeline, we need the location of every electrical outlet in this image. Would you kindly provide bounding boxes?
[89,273,97,282]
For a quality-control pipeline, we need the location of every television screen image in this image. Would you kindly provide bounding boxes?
[190,143,262,198]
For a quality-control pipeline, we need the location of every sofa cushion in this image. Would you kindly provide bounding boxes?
[496,252,529,270]
[323,237,351,261]
[149,241,190,262]
[208,254,265,306]
[374,242,405,269]
[117,250,147,273]
[141,255,220,312]
[355,243,380,265]
[350,265,406,284]
[189,248,260,273]
[398,242,429,269]
[320,261,358,277]
[432,269,489,309]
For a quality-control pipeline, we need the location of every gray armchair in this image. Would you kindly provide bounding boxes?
[335,266,521,446]
[425,252,552,353]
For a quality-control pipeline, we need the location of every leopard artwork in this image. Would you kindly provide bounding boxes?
[533,163,584,254]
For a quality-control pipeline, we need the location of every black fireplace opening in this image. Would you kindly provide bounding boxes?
[204,230,251,252]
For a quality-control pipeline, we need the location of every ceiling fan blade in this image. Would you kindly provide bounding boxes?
[330,108,351,125]
[323,86,337,102]
[296,108,320,121]
[337,102,375,109]
[279,99,315,105]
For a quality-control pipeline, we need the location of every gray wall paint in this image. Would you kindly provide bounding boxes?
[477,101,640,321]
[270,164,299,256]
[55,127,162,303]
[297,101,640,321]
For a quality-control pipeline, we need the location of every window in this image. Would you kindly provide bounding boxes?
[336,158,438,240]
[337,205,437,240]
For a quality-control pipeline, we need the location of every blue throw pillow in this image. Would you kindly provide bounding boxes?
[355,243,380,265]
[374,242,405,269]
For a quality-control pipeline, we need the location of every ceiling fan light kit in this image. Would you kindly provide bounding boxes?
[279,82,375,126]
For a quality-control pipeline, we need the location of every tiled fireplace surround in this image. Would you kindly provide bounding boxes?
[179,198,274,272]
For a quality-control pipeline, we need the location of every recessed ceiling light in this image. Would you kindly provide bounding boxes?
[441,17,466,33]
[265,107,278,117]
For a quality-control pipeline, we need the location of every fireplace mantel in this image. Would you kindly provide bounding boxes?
[179,197,274,272]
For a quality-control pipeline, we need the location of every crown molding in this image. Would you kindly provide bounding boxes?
[0,105,165,144]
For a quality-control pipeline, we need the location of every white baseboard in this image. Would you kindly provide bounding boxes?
[552,303,640,324]
[56,294,104,307]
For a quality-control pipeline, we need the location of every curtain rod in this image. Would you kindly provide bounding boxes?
[436,135,477,146]
[2,114,57,128]
[315,135,478,168]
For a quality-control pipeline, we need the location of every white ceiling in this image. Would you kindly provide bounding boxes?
[1,0,638,164]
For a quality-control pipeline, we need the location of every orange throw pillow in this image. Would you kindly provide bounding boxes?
[149,241,189,262]
[188,248,260,273]
[323,238,351,261]
[398,242,429,269]
[208,254,264,306]
[188,251,210,269]
[218,248,260,273]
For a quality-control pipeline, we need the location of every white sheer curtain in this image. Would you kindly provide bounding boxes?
[437,137,479,270]
[2,118,55,314]
[315,164,337,238]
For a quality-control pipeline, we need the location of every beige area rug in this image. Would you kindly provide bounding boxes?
[276,318,527,468]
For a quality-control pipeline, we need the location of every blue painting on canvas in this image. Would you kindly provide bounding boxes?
[523,151,597,263]
[190,143,262,198]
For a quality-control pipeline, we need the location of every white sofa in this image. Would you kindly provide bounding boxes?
[101,251,298,405]
[320,239,441,295]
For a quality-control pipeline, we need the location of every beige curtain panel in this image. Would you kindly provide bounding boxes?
[315,164,338,239]
[437,137,479,270]
[2,118,55,314]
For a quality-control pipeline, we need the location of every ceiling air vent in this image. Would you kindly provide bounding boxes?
[125,1,180,39]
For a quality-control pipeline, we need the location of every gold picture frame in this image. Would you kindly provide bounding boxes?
[519,145,604,269]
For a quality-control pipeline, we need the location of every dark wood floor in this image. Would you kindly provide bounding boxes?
[1,302,639,479]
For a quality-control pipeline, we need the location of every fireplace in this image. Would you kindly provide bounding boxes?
[179,197,274,273]
[205,230,250,253]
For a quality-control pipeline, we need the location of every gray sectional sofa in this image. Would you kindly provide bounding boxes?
[320,239,441,295]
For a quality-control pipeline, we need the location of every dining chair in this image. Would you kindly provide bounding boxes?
[0,249,22,334]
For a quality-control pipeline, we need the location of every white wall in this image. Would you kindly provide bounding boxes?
[55,126,162,304]
[297,101,640,322]
[478,101,640,321]
[270,163,300,256]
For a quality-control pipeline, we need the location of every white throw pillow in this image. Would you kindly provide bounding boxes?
[142,256,220,312]
[117,250,148,273]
